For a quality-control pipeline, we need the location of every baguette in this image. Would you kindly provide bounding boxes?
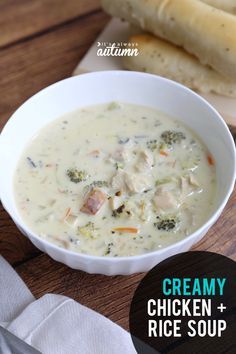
[123,34,236,97]
[102,0,236,79]
[201,0,236,14]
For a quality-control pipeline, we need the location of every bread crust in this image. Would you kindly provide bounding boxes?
[123,34,236,97]
[102,0,236,79]
[201,0,236,14]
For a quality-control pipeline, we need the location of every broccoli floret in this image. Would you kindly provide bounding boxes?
[161,130,186,145]
[146,139,158,151]
[154,216,178,231]
[78,221,98,238]
[89,180,108,188]
[115,162,124,170]
[67,168,88,183]
[104,242,114,256]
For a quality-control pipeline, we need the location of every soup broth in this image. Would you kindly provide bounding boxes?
[14,102,216,256]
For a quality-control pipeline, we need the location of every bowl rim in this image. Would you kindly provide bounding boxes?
[1,70,236,263]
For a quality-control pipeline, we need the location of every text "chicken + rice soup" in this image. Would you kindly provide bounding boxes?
[14,102,216,257]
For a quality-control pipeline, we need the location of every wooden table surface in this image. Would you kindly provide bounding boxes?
[0,0,235,332]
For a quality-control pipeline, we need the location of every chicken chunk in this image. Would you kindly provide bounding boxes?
[112,171,151,194]
[189,174,199,187]
[180,176,190,196]
[153,187,178,211]
[112,147,130,162]
[125,173,151,194]
[111,171,127,191]
[136,149,154,172]
[80,189,106,215]
[180,174,200,198]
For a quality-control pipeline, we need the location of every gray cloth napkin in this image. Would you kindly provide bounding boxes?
[0,256,137,354]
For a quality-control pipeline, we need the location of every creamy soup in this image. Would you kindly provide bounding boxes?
[14,102,216,257]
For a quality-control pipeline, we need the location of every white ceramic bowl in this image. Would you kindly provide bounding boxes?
[0,71,235,275]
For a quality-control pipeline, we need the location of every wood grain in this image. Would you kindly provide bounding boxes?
[0,0,101,48]
[0,10,109,131]
[192,190,236,259]
[0,204,40,265]
[0,0,235,335]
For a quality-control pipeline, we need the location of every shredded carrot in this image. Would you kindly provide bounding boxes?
[112,227,139,234]
[207,154,214,166]
[160,150,169,157]
[62,207,72,221]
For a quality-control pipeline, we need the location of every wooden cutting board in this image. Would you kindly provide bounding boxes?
[73,18,236,133]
